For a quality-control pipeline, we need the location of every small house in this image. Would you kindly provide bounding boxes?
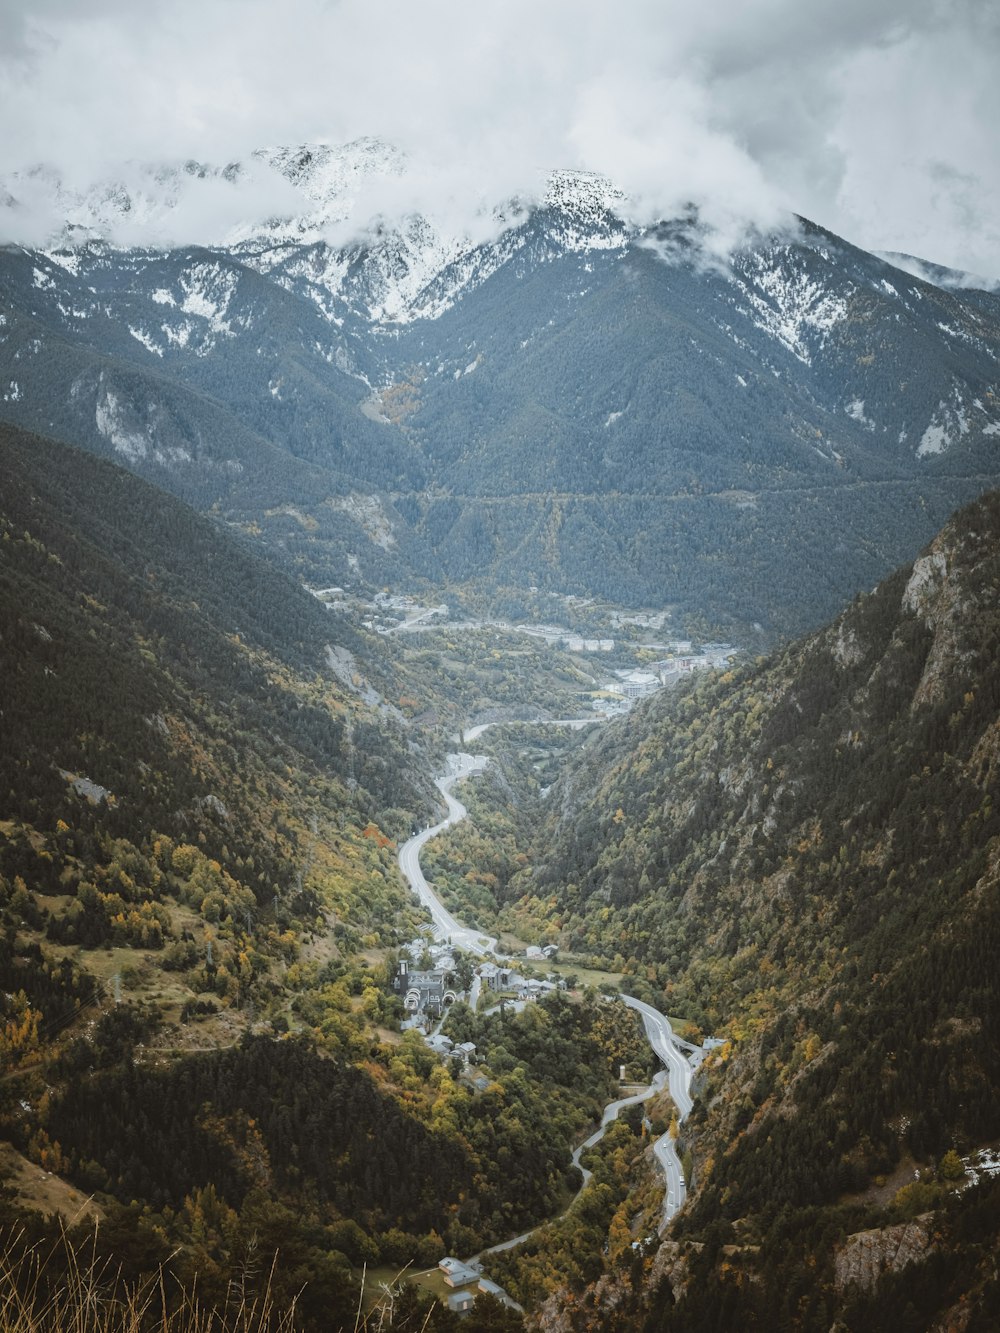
[439,1258,480,1288]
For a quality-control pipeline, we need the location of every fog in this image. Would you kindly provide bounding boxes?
[1,0,996,275]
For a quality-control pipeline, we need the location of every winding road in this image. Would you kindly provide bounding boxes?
[620,996,694,1222]
[398,746,697,1233]
[461,718,602,743]
[475,1071,671,1260]
[397,753,499,954]
[570,1072,671,1191]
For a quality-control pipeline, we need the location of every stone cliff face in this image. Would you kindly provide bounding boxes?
[646,1239,696,1307]
[833,1217,932,1293]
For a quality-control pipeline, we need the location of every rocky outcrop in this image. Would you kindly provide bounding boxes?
[834,1216,932,1292]
[648,1239,696,1304]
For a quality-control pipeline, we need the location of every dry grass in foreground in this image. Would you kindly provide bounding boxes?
[0,1228,427,1333]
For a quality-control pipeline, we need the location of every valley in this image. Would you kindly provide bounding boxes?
[0,423,712,1328]
[2,418,1000,1330]
[387,740,696,1307]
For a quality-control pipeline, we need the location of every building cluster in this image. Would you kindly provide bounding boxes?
[524,943,559,961]
[594,644,736,714]
[425,1032,484,1076]
[438,1258,521,1316]
[516,623,614,652]
[393,944,565,1035]
[481,958,560,1003]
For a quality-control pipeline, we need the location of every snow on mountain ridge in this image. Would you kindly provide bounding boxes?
[3,142,642,323]
[730,245,852,365]
[876,251,1000,295]
[226,155,636,324]
[13,140,994,403]
[259,138,406,207]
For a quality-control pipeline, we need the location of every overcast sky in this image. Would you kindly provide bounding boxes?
[1,0,998,276]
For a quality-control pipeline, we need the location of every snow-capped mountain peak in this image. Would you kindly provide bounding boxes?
[1,141,634,319]
[258,137,406,206]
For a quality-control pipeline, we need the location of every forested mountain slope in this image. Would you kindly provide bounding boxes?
[514,490,1000,1328]
[3,153,1000,636]
[0,418,423,848]
[0,412,440,1053]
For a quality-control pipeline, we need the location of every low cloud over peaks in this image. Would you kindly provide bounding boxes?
[0,0,996,276]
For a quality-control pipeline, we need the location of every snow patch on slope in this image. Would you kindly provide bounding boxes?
[846,398,874,429]
[39,248,81,276]
[128,326,163,356]
[95,386,148,461]
[179,263,237,334]
[732,246,850,363]
[917,386,971,458]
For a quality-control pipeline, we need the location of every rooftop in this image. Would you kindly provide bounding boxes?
[438,1257,481,1287]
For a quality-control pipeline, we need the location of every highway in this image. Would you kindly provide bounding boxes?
[621,995,694,1118]
[461,717,603,743]
[620,994,695,1225]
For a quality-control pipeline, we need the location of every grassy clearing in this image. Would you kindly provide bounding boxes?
[0,1145,102,1227]
[355,1263,453,1312]
[543,960,624,991]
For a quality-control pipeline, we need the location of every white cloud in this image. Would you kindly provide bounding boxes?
[0,0,996,275]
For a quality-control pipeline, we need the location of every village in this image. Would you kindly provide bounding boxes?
[591,640,736,715]
[392,941,563,1049]
[308,584,739,731]
[387,939,573,1316]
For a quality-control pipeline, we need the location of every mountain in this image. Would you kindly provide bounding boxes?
[0,417,424,912]
[0,421,530,1325]
[2,143,1000,638]
[481,489,1000,1328]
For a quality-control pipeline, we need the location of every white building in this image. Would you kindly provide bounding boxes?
[617,670,660,699]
